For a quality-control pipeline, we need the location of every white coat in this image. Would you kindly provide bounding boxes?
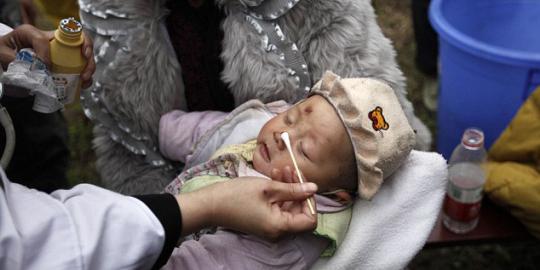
[0,169,165,270]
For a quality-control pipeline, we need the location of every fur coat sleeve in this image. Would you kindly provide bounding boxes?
[78,0,186,194]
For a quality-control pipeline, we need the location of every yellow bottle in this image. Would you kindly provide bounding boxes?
[49,17,86,104]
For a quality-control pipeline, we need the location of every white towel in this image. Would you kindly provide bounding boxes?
[312,150,448,270]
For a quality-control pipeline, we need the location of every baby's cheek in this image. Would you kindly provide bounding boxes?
[252,155,269,177]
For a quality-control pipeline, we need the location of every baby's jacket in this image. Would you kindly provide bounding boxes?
[159,100,352,269]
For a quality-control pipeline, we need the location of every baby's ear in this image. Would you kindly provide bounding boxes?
[332,190,354,205]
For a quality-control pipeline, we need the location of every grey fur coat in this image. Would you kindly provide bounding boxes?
[78,0,431,194]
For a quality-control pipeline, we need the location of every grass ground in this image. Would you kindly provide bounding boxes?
[64,102,99,186]
[64,0,539,268]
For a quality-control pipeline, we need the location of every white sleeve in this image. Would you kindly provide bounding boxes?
[0,169,165,270]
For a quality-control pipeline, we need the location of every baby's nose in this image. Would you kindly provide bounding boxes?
[274,132,286,150]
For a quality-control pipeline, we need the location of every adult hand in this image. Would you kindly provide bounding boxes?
[0,24,95,89]
[176,178,318,240]
[271,166,316,213]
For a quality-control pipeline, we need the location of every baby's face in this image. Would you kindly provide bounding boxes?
[253,95,353,192]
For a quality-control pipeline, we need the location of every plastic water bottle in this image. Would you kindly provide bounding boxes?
[442,128,487,234]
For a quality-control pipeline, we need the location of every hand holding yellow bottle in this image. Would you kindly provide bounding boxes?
[49,17,87,104]
[0,23,95,110]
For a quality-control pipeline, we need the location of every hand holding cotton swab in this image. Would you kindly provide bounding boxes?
[280,132,316,215]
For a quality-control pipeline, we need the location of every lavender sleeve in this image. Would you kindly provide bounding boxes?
[163,229,329,270]
[159,110,228,162]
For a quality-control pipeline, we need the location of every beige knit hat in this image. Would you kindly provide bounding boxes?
[309,71,416,200]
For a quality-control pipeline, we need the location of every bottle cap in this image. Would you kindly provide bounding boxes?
[59,17,82,35]
[54,17,84,45]
[461,128,484,149]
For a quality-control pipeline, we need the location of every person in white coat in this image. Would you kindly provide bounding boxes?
[0,23,318,270]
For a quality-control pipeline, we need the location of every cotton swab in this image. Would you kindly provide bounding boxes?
[280,132,316,215]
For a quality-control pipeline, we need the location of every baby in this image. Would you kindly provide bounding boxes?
[161,71,416,269]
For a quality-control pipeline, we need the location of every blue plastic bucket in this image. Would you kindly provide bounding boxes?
[429,0,540,158]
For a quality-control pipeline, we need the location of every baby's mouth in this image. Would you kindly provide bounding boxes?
[260,143,271,163]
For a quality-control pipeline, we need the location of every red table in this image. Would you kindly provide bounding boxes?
[426,198,532,247]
